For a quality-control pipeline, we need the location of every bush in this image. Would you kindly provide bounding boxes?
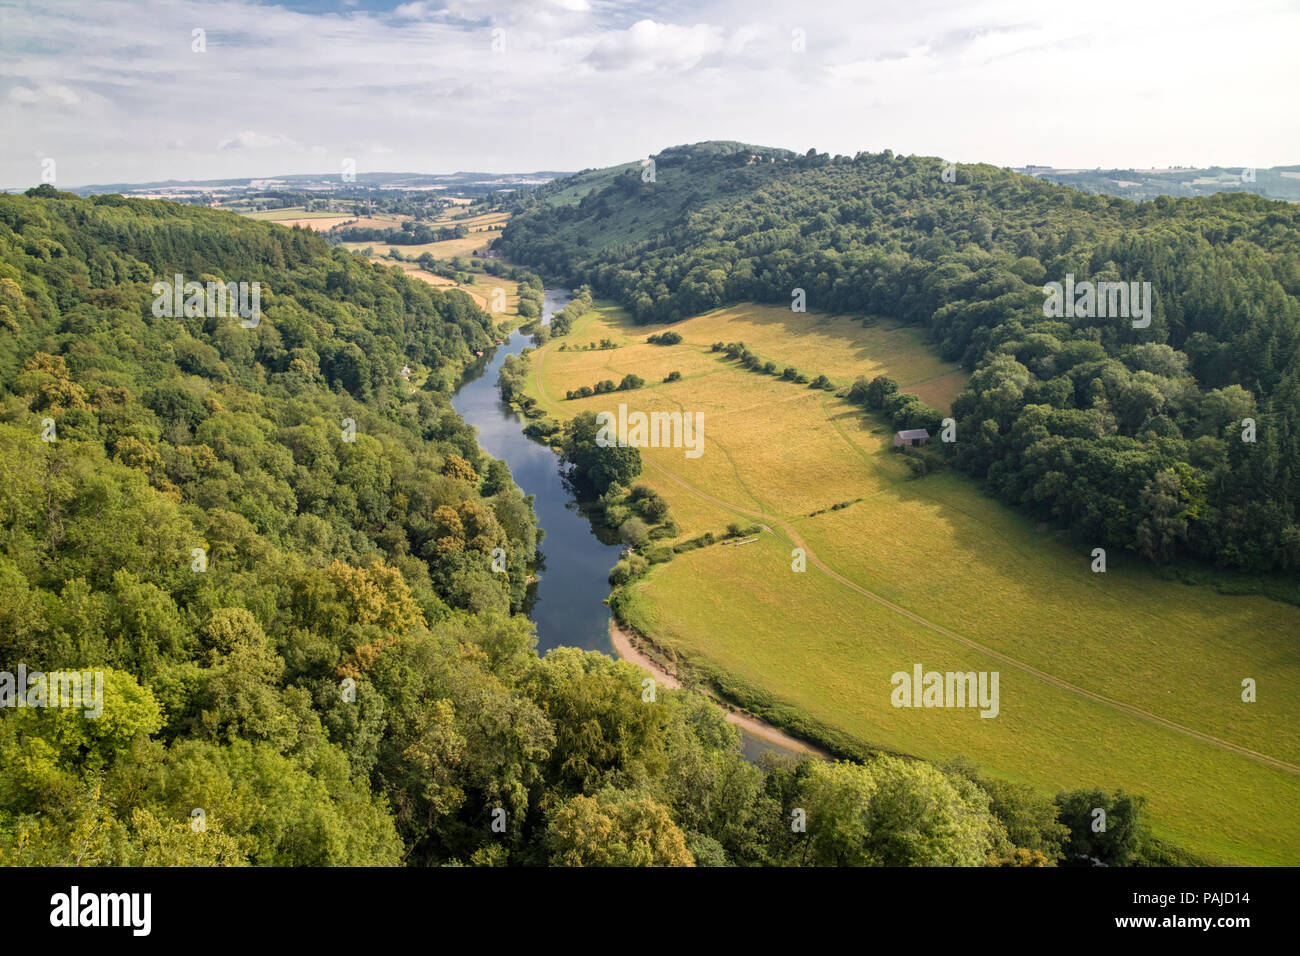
[619,517,651,548]
[639,495,670,522]
[648,331,682,345]
[609,554,650,584]
[664,370,682,382]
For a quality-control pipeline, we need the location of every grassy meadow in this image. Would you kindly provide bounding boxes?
[520,299,1300,865]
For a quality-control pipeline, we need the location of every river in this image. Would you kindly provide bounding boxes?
[451,288,808,762]
[452,289,620,654]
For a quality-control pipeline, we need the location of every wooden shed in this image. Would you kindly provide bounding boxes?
[893,428,930,448]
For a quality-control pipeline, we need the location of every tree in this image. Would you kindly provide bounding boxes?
[545,793,694,867]
[865,375,899,409]
[560,411,642,496]
[793,758,1006,866]
[442,453,479,484]
[1135,470,1187,563]
[1055,788,1146,866]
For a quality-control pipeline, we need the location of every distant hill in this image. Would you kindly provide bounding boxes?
[1015,164,1300,202]
[519,141,795,210]
[25,170,571,200]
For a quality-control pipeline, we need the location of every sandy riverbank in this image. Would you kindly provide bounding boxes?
[609,619,829,759]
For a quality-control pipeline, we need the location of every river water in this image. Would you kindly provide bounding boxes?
[451,288,803,762]
[452,289,620,654]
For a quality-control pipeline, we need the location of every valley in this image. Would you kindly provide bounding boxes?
[515,298,1300,864]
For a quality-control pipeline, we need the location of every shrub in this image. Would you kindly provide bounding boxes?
[639,495,670,522]
[619,517,651,548]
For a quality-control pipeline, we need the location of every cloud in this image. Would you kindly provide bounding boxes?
[582,19,726,72]
[1,0,1296,187]
[6,84,79,106]
[218,131,300,151]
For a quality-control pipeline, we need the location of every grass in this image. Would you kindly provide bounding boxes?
[521,298,1300,865]
[240,206,347,221]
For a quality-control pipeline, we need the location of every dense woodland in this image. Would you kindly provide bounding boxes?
[0,188,1171,866]
[499,143,1300,573]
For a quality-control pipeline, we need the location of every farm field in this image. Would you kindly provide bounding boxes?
[239,205,351,221]
[665,303,970,411]
[238,206,506,256]
[384,264,518,314]
[520,299,1300,865]
[343,231,505,260]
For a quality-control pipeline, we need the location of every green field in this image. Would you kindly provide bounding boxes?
[239,206,352,221]
[522,300,1300,865]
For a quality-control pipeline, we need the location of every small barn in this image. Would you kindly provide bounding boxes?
[893,428,930,448]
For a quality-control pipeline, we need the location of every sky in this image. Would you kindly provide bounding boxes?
[2,0,1298,189]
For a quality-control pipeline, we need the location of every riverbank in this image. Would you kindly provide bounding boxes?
[609,618,830,760]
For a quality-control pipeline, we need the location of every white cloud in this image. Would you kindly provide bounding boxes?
[0,0,1295,187]
[582,20,726,72]
[218,131,300,151]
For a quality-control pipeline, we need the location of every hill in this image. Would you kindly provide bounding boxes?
[498,142,1300,574]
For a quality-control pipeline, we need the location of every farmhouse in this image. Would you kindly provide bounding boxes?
[893,428,930,448]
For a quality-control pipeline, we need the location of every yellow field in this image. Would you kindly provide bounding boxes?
[674,304,969,410]
[521,300,1300,865]
[344,214,410,230]
[342,234,502,260]
[385,265,517,314]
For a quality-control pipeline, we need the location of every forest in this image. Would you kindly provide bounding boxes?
[498,143,1300,573]
[0,187,1170,866]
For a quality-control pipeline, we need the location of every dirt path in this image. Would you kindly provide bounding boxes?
[609,620,829,759]
[535,325,1300,777]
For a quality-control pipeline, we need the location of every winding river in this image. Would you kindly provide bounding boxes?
[452,289,620,655]
[452,289,807,762]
